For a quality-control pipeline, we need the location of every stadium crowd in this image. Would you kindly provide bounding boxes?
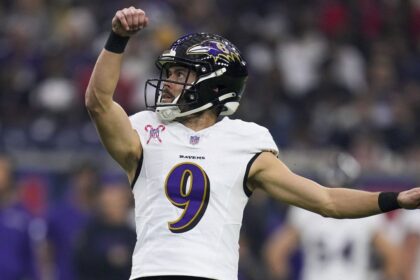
[1,0,420,279]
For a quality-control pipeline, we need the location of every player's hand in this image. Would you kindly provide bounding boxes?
[112,7,149,37]
[398,187,420,209]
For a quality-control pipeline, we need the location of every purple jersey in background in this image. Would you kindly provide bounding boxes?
[0,202,40,280]
[47,197,92,280]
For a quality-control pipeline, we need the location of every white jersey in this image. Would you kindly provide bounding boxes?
[288,206,383,280]
[128,111,278,280]
[399,210,420,280]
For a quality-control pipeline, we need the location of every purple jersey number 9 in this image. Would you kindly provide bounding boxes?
[164,162,210,233]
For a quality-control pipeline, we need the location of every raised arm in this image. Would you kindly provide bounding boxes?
[248,152,420,218]
[85,7,148,182]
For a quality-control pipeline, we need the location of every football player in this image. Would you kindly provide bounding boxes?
[85,7,420,280]
[264,153,401,280]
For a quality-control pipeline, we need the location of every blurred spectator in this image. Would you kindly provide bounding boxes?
[75,182,136,280]
[239,233,270,280]
[1,0,420,162]
[45,162,99,280]
[0,154,40,280]
[276,7,327,98]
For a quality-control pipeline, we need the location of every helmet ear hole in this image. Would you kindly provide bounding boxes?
[213,85,227,94]
[187,93,196,101]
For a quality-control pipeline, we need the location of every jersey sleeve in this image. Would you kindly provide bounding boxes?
[256,127,279,156]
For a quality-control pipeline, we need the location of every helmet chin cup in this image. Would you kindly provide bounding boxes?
[156,106,180,121]
[220,102,240,116]
[156,101,214,121]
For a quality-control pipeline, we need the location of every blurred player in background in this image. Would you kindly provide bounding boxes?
[399,210,420,280]
[0,154,40,280]
[75,182,136,280]
[85,6,420,280]
[45,162,98,280]
[264,153,401,280]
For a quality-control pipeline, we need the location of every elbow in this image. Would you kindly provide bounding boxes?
[85,91,94,111]
[317,201,343,219]
[319,209,340,219]
[85,87,98,111]
[85,87,107,114]
[313,187,345,219]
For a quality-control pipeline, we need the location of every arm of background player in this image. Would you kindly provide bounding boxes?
[263,224,299,280]
[85,7,148,182]
[248,152,420,218]
[401,232,420,280]
[372,232,402,280]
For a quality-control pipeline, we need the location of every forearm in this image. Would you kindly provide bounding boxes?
[85,50,123,113]
[325,188,381,218]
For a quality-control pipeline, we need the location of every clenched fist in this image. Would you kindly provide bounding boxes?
[398,187,420,209]
[112,7,149,37]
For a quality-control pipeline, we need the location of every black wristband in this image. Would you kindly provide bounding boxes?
[378,192,401,212]
[104,31,129,53]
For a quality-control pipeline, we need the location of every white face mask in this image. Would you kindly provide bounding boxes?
[155,93,239,121]
[155,67,234,121]
[155,93,182,121]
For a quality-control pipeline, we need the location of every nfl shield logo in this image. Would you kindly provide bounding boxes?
[190,135,200,145]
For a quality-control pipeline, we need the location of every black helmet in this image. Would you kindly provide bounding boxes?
[145,33,248,121]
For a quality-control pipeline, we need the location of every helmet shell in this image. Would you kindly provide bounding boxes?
[145,33,248,120]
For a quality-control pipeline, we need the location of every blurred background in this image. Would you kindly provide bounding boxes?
[1,0,420,279]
